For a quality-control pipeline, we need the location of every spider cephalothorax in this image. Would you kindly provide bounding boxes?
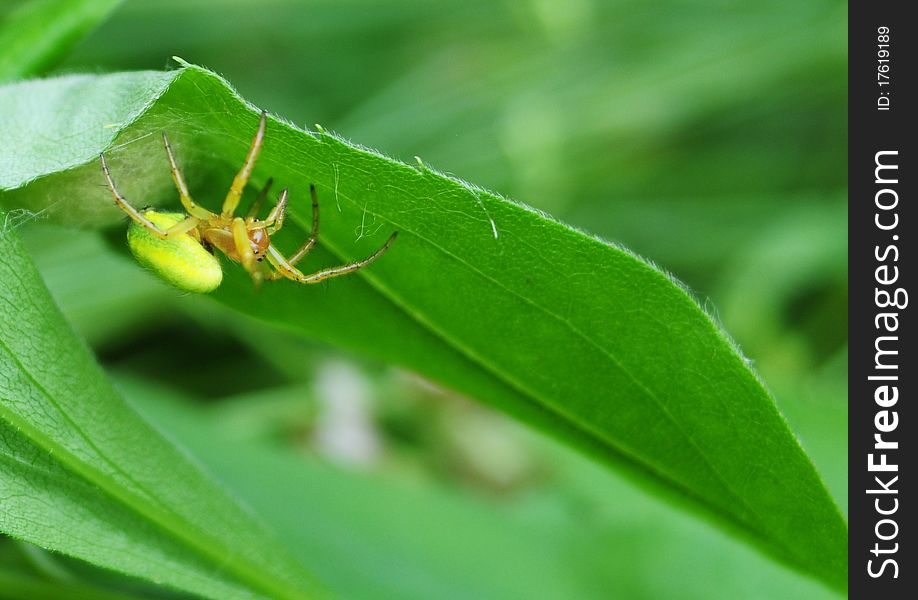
[100,111,397,293]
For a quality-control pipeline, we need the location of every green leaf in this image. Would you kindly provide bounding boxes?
[0,568,143,600]
[0,65,847,591]
[0,0,124,83]
[120,375,841,600]
[0,227,326,599]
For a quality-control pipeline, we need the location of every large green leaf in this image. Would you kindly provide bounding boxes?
[0,65,847,591]
[0,226,326,599]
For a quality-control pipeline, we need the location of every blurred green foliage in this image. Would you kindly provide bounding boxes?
[1,0,846,598]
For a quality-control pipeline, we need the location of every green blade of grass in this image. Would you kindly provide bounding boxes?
[0,65,847,592]
[0,0,123,83]
[0,226,326,599]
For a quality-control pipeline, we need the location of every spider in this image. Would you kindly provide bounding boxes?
[99,111,397,294]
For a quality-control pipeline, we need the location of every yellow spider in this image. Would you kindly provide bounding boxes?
[99,112,397,293]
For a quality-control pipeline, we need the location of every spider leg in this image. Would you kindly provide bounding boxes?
[263,247,303,282]
[222,111,267,218]
[159,216,201,238]
[266,188,289,231]
[162,132,215,219]
[246,177,274,220]
[101,154,200,239]
[263,254,290,282]
[280,183,320,263]
[232,217,262,285]
[253,188,288,232]
[264,230,398,284]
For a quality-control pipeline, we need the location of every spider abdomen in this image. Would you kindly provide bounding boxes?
[127,210,223,293]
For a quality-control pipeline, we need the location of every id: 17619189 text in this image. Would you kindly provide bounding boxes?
[877,26,891,110]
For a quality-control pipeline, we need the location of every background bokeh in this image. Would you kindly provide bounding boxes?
[3,0,847,598]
